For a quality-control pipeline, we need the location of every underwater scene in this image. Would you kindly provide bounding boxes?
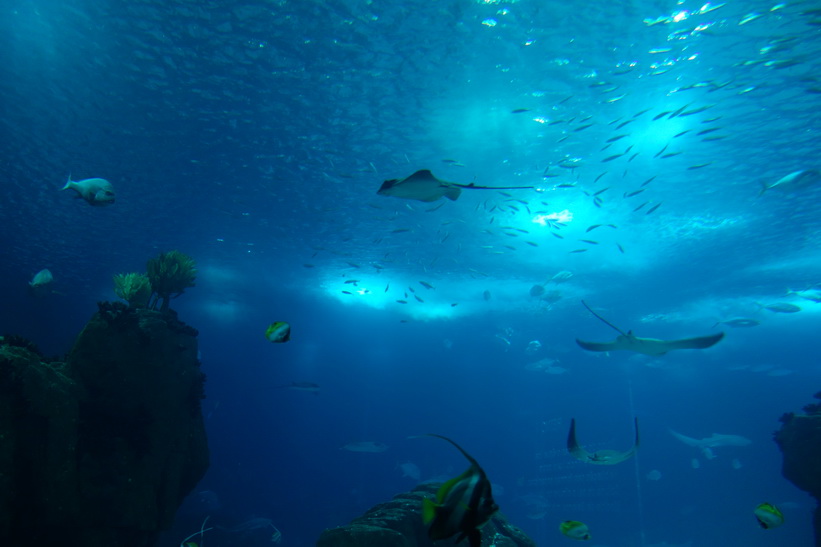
[2,0,821,546]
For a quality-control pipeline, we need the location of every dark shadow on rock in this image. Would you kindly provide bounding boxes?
[0,303,209,547]
[774,391,821,547]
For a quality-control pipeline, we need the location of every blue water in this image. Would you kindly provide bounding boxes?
[2,0,820,545]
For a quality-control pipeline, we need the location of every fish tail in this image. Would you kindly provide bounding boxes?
[421,497,438,525]
[62,174,73,190]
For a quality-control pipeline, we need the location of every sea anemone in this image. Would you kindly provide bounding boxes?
[113,272,152,308]
[146,250,197,312]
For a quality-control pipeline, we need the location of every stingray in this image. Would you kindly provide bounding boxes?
[567,417,639,465]
[377,169,535,202]
[575,301,724,356]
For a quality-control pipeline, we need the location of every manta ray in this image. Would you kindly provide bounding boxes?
[567,417,639,465]
[377,169,535,202]
[575,301,724,356]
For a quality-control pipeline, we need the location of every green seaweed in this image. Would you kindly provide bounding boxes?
[146,250,197,312]
[113,272,152,308]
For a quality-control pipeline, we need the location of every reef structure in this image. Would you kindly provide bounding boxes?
[774,392,821,546]
[0,302,208,547]
[317,483,535,547]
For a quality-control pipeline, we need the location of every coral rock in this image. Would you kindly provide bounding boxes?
[774,394,821,546]
[317,483,535,547]
[0,306,209,547]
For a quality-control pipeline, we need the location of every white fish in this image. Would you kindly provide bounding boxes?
[341,441,388,453]
[524,358,566,374]
[61,176,115,206]
[550,270,574,283]
[524,340,542,355]
[789,289,821,303]
[29,268,53,288]
[28,268,54,297]
[670,430,752,450]
[763,302,801,313]
[397,460,421,481]
[759,169,820,195]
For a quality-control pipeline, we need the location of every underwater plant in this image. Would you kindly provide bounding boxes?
[113,272,152,308]
[179,516,213,547]
[146,250,197,312]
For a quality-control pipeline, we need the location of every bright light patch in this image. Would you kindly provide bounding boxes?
[672,10,690,22]
[201,300,243,323]
[532,209,573,226]
[482,18,497,27]
[627,115,690,149]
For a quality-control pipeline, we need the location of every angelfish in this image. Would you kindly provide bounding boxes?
[61,175,115,206]
[754,503,784,529]
[265,321,291,343]
[560,520,591,540]
[418,434,498,547]
[378,170,534,202]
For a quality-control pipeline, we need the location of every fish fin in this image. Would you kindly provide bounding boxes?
[422,497,438,525]
[445,187,461,201]
[452,183,535,190]
[662,332,724,350]
[436,471,471,502]
[567,418,589,461]
[575,338,616,352]
[412,169,436,179]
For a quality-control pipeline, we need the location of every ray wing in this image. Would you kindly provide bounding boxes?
[566,418,594,462]
[657,332,725,350]
[568,417,639,465]
[574,338,620,352]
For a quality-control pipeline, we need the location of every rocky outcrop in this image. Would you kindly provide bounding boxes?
[317,483,535,547]
[774,392,821,547]
[0,302,209,547]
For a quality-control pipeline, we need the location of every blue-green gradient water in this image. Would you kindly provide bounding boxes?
[2,1,820,545]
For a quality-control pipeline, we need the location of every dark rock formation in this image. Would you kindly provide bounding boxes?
[774,392,821,546]
[0,303,208,547]
[317,483,535,547]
